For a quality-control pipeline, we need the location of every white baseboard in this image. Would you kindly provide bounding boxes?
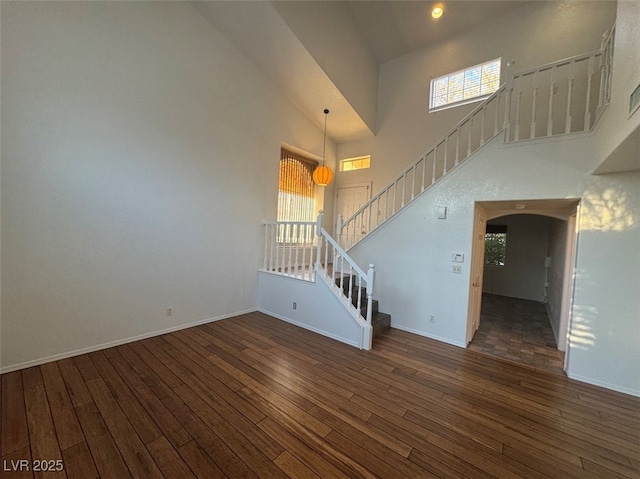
[258,308,360,349]
[391,324,467,348]
[0,308,257,374]
[566,372,640,398]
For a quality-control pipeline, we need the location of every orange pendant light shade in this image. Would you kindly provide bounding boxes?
[312,165,334,186]
[313,108,334,186]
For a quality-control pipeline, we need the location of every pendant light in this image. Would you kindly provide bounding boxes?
[313,108,334,186]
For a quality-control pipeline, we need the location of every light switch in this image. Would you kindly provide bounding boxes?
[437,206,447,219]
[452,253,464,263]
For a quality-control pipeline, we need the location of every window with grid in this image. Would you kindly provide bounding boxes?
[430,58,501,111]
[484,224,507,267]
[277,149,317,242]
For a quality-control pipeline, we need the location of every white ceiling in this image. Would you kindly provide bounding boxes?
[193,1,534,143]
[345,1,530,64]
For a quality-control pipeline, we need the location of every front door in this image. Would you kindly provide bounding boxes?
[335,183,370,242]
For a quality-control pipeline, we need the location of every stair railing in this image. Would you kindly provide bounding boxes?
[338,28,615,251]
[315,213,374,328]
[507,27,615,142]
[262,219,318,281]
[261,212,375,328]
[338,81,508,250]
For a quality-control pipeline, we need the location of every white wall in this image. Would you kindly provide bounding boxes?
[336,1,617,194]
[0,2,328,370]
[257,272,364,348]
[348,134,640,396]
[546,218,569,345]
[482,215,552,301]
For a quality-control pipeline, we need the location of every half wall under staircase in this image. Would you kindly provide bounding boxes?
[257,212,389,351]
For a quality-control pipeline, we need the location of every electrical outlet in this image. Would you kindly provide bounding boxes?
[166,307,172,316]
[452,265,462,274]
[293,302,297,310]
[430,315,435,323]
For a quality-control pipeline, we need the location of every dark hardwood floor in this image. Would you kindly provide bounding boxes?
[2,311,639,478]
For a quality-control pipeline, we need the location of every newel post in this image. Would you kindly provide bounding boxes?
[366,264,375,325]
[336,214,343,238]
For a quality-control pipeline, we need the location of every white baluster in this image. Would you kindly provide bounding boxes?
[494,95,500,136]
[565,76,574,134]
[263,224,268,270]
[315,211,323,273]
[584,55,594,131]
[547,67,556,137]
[323,233,329,272]
[392,183,397,215]
[480,107,486,146]
[503,61,515,141]
[273,224,278,272]
[431,150,436,184]
[443,137,449,174]
[301,225,307,279]
[411,166,416,200]
[467,116,473,157]
[401,174,406,208]
[287,224,292,276]
[421,156,427,191]
[383,189,388,222]
[515,91,522,141]
[530,86,538,139]
[455,130,460,166]
[294,224,299,277]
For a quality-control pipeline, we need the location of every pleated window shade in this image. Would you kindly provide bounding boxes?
[277,149,318,243]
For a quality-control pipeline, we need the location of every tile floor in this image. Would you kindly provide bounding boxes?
[469,294,565,375]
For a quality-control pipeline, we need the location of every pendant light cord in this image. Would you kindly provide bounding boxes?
[322,108,329,166]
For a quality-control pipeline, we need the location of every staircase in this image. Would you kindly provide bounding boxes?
[259,28,614,351]
[337,27,615,252]
[335,274,391,337]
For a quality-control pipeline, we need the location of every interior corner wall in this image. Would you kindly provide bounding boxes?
[482,215,552,301]
[336,0,617,195]
[0,1,325,371]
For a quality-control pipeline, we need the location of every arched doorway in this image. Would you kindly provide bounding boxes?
[466,199,579,374]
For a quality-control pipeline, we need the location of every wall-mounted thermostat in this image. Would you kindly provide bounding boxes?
[452,253,464,263]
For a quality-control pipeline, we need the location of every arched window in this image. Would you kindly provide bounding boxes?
[278,149,317,224]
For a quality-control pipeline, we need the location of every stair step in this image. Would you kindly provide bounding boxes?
[371,312,391,337]
[334,273,390,338]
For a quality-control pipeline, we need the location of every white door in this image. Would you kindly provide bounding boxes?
[467,206,487,344]
[335,184,370,242]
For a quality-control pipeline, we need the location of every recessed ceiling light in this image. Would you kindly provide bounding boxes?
[432,5,444,19]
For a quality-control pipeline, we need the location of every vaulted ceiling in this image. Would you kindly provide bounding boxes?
[192,1,531,143]
[345,1,529,64]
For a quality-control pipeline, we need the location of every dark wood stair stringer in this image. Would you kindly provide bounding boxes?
[335,274,391,337]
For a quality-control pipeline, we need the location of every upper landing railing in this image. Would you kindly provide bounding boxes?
[338,28,615,251]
